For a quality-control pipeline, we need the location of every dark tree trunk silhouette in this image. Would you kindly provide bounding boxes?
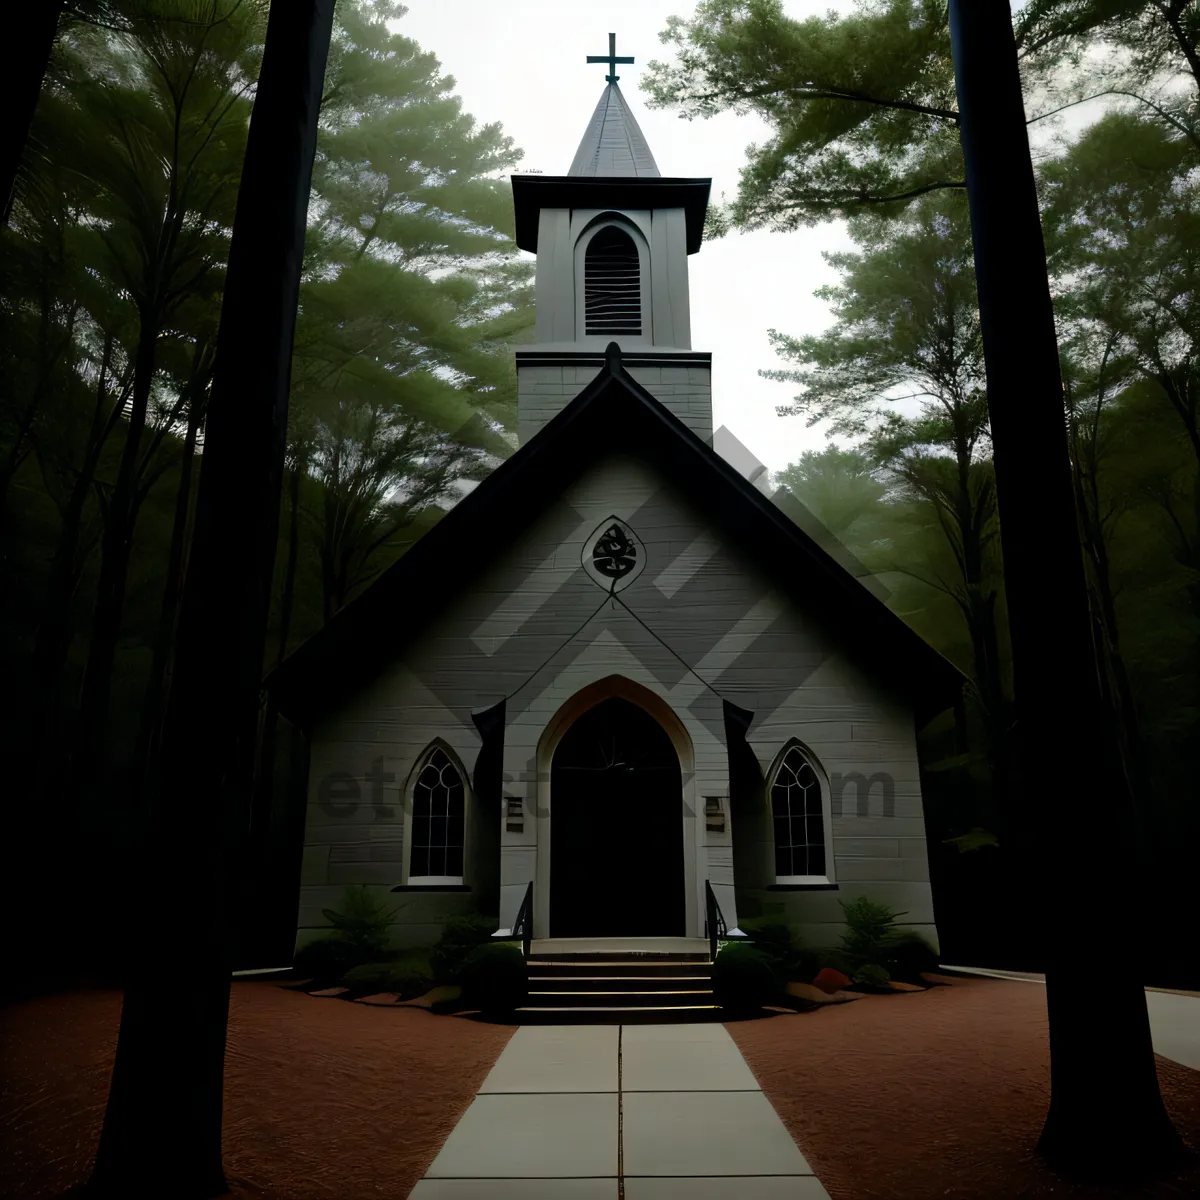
[70,308,160,807]
[132,360,210,808]
[2,0,63,225]
[86,2,335,1195]
[0,250,79,518]
[948,0,1184,1178]
[27,340,125,765]
[275,452,304,669]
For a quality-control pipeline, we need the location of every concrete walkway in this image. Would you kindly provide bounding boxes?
[407,1023,831,1199]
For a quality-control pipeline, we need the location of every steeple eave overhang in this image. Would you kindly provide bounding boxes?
[510,173,712,254]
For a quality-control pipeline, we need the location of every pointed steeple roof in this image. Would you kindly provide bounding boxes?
[568,83,660,178]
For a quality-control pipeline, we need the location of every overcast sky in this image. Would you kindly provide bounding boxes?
[395,1,858,473]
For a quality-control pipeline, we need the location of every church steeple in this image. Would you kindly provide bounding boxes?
[510,35,714,445]
[568,83,660,179]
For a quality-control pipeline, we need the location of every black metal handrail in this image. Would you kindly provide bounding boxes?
[511,880,533,959]
[704,879,728,962]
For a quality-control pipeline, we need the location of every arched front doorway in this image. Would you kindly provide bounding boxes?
[549,697,686,937]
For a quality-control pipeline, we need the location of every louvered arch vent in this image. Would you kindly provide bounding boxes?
[584,225,642,337]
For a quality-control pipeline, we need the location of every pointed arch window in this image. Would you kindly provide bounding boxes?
[584,225,642,336]
[771,745,827,881]
[409,746,466,883]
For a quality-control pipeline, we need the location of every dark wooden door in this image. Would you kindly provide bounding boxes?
[550,697,685,937]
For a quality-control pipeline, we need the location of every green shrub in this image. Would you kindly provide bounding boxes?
[787,947,822,983]
[884,930,939,981]
[851,962,891,988]
[459,942,528,1014]
[839,895,903,971]
[738,919,793,955]
[430,913,498,984]
[320,885,399,961]
[342,949,434,998]
[294,936,363,985]
[737,919,819,981]
[713,943,779,1013]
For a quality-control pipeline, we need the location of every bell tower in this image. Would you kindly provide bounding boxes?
[511,34,713,444]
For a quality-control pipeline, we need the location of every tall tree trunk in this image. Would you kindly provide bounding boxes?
[132,386,204,809]
[948,0,1183,1178]
[1,0,62,225]
[0,260,77,519]
[70,310,158,809]
[275,454,303,668]
[86,3,335,1194]
[27,341,121,770]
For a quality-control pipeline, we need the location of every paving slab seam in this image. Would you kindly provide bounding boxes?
[617,1023,625,1200]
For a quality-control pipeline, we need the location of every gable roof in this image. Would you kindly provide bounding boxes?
[569,82,660,178]
[267,345,966,730]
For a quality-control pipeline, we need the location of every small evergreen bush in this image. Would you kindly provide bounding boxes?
[838,895,937,984]
[430,913,498,984]
[851,962,891,989]
[884,929,939,981]
[293,885,400,984]
[459,942,528,1014]
[738,918,815,980]
[294,936,363,985]
[713,943,779,1013]
[839,895,902,971]
[342,949,434,998]
[737,919,793,955]
[321,885,399,960]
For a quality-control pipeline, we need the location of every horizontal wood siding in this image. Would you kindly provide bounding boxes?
[518,362,712,444]
[296,451,937,950]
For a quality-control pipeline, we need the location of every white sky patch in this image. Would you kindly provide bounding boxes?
[393,0,1132,474]
[392,0,859,473]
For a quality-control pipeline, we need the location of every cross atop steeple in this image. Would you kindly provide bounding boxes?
[586,32,634,84]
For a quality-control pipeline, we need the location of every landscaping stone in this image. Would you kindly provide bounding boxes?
[811,968,852,995]
[786,982,861,1006]
[401,985,463,1009]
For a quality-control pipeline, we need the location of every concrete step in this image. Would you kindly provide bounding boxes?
[527,972,712,990]
[527,952,712,964]
[514,1003,722,1025]
[528,987,715,1008]
[526,959,713,977]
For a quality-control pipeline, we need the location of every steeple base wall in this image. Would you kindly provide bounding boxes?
[517,347,712,445]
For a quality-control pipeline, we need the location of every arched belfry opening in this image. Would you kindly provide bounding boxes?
[549,696,685,937]
[584,224,642,336]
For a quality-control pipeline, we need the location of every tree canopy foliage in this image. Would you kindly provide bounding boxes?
[644,0,1200,228]
[0,0,533,979]
[713,0,1200,983]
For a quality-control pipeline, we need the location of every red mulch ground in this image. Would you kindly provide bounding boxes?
[4,975,1198,1199]
[728,973,1200,1199]
[0,982,514,1200]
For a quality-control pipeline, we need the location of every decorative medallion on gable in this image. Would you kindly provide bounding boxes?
[581,515,646,594]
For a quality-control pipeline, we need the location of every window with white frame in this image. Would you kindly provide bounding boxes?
[771,745,828,881]
[409,746,466,883]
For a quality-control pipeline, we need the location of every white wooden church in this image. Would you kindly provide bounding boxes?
[271,49,961,965]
